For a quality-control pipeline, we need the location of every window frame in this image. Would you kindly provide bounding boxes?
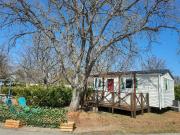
[126,78,133,88]
[98,78,102,87]
[94,78,103,89]
[164,78,169,91]
[121,78,125,90]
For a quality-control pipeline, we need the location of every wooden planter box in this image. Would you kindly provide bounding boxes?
[4,119,23,128]
[60,121,75,132]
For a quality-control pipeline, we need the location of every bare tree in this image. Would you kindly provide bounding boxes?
[141,55,166,70]
[0,0,180,111]
[0,48,9,78]
[93,44,137,73]
[174,76,180,85]
[19,32,60,86]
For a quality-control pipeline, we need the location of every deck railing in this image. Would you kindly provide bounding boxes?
[85,90,150,118]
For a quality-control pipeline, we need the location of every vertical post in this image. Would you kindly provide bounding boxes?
[0,80,2,94]
[94,77,97,102]
[102,77,105,101]
[96,89,98,112]
[118,75,121,106]
[131,93,134,118]
[134,99,136,118]
[0,84,1,94]
[146,93,150,112]
[141,93,144,115]
[133,73,136,118]
[93,90,96,101]
[112,91,114,113]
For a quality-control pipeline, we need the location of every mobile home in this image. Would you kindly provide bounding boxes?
[92,69,174,110]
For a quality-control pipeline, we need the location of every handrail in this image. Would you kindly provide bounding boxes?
[91,90,148,94]
[85,90,150,117]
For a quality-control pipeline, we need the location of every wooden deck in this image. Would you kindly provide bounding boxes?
[84,91,150,118]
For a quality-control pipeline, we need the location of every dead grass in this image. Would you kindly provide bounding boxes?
[73,110,180,134]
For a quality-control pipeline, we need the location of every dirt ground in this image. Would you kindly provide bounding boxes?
[72,110,180,134]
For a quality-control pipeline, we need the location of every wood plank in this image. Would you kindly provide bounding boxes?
[60,128,74,132]
[60,126,74,129]
[5,125,22,128]
[5,119,20,123]
[60,122,75,126]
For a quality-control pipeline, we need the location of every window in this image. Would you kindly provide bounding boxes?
[126,79,133,88]
[98,79,102,87]
[121,78,125,90]
[166,80,168,90]
[94,78,98,88]
[94,78,102,89]
[164,78,168,91]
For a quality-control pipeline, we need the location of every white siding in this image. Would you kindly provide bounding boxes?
[137,74,160,108]
[161,73,175,108]
[117,74,160,107]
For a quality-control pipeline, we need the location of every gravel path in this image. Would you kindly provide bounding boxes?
[0,127,180,135]
[0,123,70,135]
[0,127,71,135]
[0,123,180,135]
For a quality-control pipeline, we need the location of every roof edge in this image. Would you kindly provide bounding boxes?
[91,69,174,79]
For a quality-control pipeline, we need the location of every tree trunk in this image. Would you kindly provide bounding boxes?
[80,83,87,107]
[69,88,81,111]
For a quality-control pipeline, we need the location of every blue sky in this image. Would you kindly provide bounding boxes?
[0,1,180,76]
[148,30,180,76]
[152,31,180,75]
[133,29,180,76]
[1,29,179,76]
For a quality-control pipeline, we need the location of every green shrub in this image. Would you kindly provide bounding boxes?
[0,104,67,128]
[2,85,72,107]
[175,85,180,100]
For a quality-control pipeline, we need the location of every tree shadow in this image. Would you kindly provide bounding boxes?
[150,107,172,114]
[98,107,132,117]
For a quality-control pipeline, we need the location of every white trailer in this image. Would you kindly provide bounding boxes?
[93,69,175,109]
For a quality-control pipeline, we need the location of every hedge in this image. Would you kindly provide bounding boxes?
[2,85,72,108]
[0,104,67,128]
[175,85,180,100]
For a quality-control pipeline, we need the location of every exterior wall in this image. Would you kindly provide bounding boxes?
[161,73,174,108]
[136,74,159,108]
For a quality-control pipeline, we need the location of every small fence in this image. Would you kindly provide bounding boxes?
[85,90,150,118]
